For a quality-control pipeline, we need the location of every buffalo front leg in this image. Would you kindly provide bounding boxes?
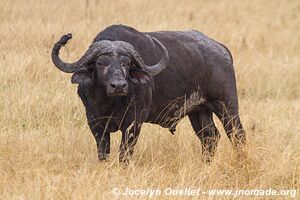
[87,120,110,161]
[78,86,111,162]
[119,122,141,164]
[95,131,110,161]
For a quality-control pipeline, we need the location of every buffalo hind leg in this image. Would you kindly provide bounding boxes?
[213,101,246,150]
[119,122,141,164]
[188,107,220,162]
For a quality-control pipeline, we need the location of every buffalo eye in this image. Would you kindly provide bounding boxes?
[120,56,131,67]
[121,62,130,75]
[121,61,129,67]
[96,61,109,67]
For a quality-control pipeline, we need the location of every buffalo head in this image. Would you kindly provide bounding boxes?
[51,33,169,96]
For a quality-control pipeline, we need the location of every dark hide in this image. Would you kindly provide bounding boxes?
[59,24,246,163]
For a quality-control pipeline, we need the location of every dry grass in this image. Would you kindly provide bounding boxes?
[0,0,299,199]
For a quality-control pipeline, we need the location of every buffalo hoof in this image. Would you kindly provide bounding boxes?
[98,154,109,162]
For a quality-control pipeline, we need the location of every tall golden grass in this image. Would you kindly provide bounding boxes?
[0,0,299,199]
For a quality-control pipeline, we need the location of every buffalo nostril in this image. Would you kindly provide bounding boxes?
[122,83,127,88]
[110,83,116,88]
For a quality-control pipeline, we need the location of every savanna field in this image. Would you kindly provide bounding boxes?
[0,0,299,199]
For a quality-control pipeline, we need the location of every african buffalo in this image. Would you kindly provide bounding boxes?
[51,24,246,163]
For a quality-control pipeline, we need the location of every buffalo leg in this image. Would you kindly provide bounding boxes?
[95,130,110,161]
[213,101,246,149]
[119,122,141,164]
[88,120,110,161]
[188,107,220,162]
[78,86,110,161]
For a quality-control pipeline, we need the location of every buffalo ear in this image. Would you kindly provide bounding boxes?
[129,69,152,85]
[71,69,94,85]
